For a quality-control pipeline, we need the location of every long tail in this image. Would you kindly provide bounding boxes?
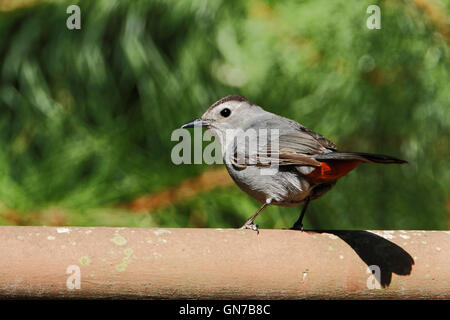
[314,152,408,164]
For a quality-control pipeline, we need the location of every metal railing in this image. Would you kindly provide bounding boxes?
[0,227,448,299]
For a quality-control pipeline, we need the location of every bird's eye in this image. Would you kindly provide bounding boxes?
[220,108,231,117]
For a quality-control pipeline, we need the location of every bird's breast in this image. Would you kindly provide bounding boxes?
[224,163,313,206]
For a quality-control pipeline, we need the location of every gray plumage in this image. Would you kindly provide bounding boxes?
[182,95,407,231]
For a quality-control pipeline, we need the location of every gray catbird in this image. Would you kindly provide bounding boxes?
[182,95,407,232]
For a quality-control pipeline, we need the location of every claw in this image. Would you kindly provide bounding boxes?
[240,223,259,234]
[291,223,304,231]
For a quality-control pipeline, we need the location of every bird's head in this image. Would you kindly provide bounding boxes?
[181,95,259,134]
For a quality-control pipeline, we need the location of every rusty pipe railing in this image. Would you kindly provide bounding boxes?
[0,227,448,299]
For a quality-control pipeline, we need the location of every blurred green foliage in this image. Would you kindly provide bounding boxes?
[0,0,448,229]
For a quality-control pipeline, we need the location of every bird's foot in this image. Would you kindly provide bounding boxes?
[240,223,259,234]
[291,223,304,231]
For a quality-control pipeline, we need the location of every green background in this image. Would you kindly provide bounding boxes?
[0,0,448,230]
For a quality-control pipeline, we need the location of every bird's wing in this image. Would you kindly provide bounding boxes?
[230,116,337,168]
[281,117,337,152]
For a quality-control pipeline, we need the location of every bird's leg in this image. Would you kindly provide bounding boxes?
[292,196,311,231]
[240,199,272,234]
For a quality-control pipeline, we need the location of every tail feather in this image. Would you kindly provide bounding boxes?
[314,152,408,164]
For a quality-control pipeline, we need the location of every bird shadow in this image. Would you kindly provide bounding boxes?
[305,230,415,287]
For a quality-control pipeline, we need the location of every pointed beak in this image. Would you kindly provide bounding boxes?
[181,118,210,129]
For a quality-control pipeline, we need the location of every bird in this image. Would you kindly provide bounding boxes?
[181,94,407,232]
